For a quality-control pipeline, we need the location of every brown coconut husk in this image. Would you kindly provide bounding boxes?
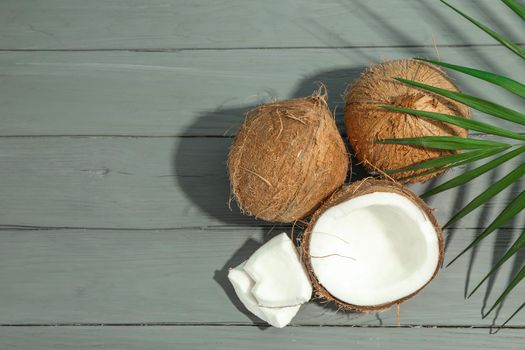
[345,59,470,183]
[228,90,349,223]
[301,178,444,312]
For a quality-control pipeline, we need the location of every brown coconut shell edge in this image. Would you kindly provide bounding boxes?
[300,178,444,312]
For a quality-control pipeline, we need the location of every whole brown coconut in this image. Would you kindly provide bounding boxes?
[345,59,470,183]
[228,93,349,223]
[301,178,443,312]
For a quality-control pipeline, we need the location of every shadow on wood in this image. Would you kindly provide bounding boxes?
[485,178,524,326]
[175,66,371,325]
[213,237,269,329]
[173,66,366,226]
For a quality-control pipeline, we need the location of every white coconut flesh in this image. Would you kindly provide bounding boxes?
[309,192,440,307]
[228,233,312,328]
[228,262,301,328]
[244,233,312,307]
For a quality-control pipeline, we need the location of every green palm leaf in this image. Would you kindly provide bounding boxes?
[441,0,525,60]
[500,302,525,328]
[395,78,525,126]
[385,148,501,174]
[468,229,525,298]
[484,265,525,317]
[414,58,525,99]
[422,147,525,198]
[448,190,525,267]
[398,147,507,181]
[381,105,525,140]
[374,136,509,150]
[390,0,525,324]
[443,161,525,228]
[502,0,525,21]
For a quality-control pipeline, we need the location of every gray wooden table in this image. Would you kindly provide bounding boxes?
[1,0,524,348]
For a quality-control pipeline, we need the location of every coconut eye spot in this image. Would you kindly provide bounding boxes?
[309,192,440,307]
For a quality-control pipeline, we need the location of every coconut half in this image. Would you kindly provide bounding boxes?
[302,179,443,311]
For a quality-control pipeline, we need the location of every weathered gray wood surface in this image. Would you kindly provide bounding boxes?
[1,0,522,50]
[0,137,523,230]
[1,0,524,347]
[0,48,523,136]
[0,228,523,326]
[1,327,523,350]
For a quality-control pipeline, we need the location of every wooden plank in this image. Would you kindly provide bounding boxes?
[0,137,523,229]
[0,228,523,325]
[1,326,524,350]
[0,47,523,136]
[0,0,522,50]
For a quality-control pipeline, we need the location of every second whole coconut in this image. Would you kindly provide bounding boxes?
[228,92,349,223]
[345,59,470,183]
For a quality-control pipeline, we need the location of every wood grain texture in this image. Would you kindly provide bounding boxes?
[1,326,524,350]
[0,228,523,325]
[0,0,522,50]
[0,47,523,136]
[0,137,523,229]
[2,0,524,344]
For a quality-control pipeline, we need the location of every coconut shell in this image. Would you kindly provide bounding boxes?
[301,178,443,312]
[345,59,470,183]
[228,94,349,223]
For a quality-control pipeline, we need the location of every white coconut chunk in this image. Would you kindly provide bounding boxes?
[309,192,440,307]
[227,233,313,328]
[228,262,301,328]
[243,233,312,307]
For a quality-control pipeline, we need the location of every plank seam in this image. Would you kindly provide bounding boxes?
[0,132,512,138]
[0,225,521,232]
[0,43,523,52]
[0,135,229,138]
[0,224,286,231]
[0,323,523,329]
